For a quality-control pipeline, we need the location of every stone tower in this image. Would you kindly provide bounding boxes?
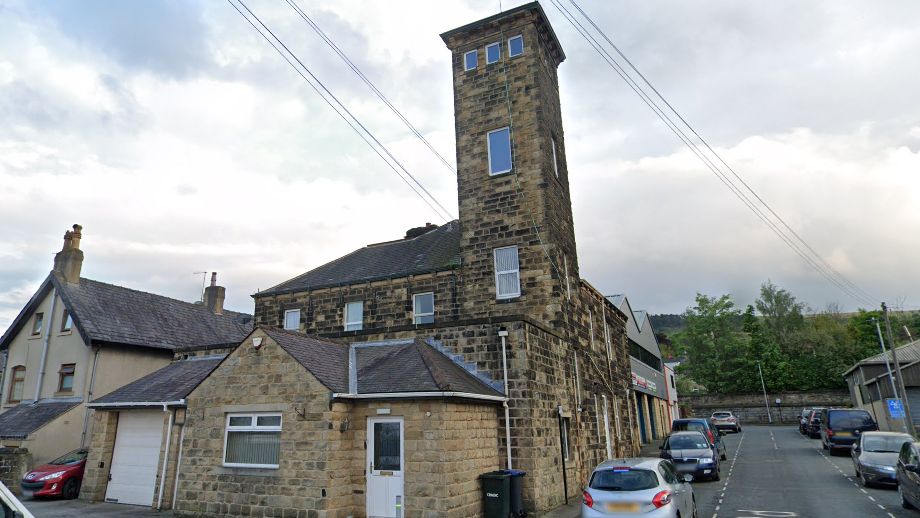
[441,2,580,329]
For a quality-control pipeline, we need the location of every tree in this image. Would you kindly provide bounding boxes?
[755,281,806,354]
[672,294,750,393]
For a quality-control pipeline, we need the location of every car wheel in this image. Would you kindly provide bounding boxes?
[62,478,80,500]
[692,498,699,518]
[712,469,721,481]
[721,452,727,461]
[901,485,915,509]
[859,472,868,487]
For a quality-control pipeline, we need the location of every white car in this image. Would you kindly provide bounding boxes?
[582,458,698,518]
[710,411,742,433]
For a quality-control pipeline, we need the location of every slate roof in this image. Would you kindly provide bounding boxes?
[258,221,461,296]
[843,339,920,376]
[0,274,254,351]
[262,328,502,399]
[0,400,81,439]
[355,339,503,397]
[262,327,349,393]
[89,356,225,407]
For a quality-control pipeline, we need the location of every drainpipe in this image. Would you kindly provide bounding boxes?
[171,421,186,510]
[498,328,512,470]
[156,408,174,511]
[81,345,101,447]
[34,288,58,402]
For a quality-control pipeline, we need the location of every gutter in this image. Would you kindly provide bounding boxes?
[86,399,186,409]
[332,392,506,402]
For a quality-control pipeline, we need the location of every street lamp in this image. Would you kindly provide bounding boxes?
[757,361,772,424]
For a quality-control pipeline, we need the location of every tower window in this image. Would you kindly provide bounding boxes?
[464,49,477,71]
[487,127,512,175]
[508,35,524,57]
[486,42,500,64]
[552,137,559,178]
[494,246,521,299]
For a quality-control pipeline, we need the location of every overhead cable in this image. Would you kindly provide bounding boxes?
[227,0,454,222]
[551,0,875,306]
[284,0,457,177]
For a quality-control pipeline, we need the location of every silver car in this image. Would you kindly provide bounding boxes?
[853,431,913,487]
[582,458,698,518]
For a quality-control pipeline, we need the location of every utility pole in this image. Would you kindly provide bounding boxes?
[883,302,915,436]
[874,318,909,434]
[757,361,772,424]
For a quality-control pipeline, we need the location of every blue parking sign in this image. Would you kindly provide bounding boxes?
[887,398,905,419]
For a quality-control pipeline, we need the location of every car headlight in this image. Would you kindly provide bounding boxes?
[698,457,715,464]
[862,463,895,472]
[38,471,66,481]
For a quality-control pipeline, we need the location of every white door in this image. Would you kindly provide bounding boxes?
[367,417,404,518]
[105,410,164,506]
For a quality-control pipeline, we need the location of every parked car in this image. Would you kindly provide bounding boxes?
[659,431,720,481]
[806,408,825,439]
[821,408,878,454]
[799,407,815,434]
[672,418,726,460]
[897,441,920,510]
[20,448,87,499]
[710,411,741,433]
[0,481,34,518]
[582,458,697,518]
[853,431,913,487]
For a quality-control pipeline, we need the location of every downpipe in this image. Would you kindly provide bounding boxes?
[499,329,512,470]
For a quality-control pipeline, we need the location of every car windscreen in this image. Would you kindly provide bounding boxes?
[666,436,711,450]
[673,421,706,433]
[863,435,912,453]
[590,469,659,491]
[828,410,874,429]
[50,449,87,465]
[712,412,731,418]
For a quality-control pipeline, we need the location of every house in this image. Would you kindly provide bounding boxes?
[844,339,920,432]
[608,295,671,444]
[81,327,506,515]
[0,225,252,482]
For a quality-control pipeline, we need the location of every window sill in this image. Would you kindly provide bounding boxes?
[57,331,73,336]
[54,391,74,397]
[495,296,521,303]
[218,465,279,476]
[27,335,41,340]
[489,170,514,178]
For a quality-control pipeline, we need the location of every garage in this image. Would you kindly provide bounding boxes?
[104,410,164,506]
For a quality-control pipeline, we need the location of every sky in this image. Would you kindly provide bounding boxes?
[2,0,920,333]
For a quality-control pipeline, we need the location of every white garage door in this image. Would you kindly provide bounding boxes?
[105,410,164,506]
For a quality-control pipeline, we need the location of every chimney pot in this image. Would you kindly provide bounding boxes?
[71,224,83,250]
[204,274,225,315]
[53,224,84,284]
[210,272,217,287]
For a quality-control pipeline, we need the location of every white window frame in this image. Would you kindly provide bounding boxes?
[487,127,513,176]
[283,309,300,331]
[463,49,478,71]
[552,137,559,178]
[486,42,500,64]
[223,413,282,469]
[412,292,434,325]
[508,34,524,58]
[344,301,363,331]
[493,246,521,299]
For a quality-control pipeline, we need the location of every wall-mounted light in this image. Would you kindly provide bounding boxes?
[252,337,263,350]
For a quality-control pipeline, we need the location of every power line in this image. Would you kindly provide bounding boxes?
[227,0,454,222]
[566,0,876,305]
[284,0,456,177]
[550,0,875,306]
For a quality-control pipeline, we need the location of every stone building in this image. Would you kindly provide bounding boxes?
[244,3,639,515]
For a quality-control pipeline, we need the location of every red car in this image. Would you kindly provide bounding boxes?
[20,448,87,499]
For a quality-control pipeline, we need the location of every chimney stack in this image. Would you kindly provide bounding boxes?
[204,271,226,315]
[52,224,84,284]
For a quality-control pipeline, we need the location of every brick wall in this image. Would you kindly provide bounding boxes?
[0,447,31,495]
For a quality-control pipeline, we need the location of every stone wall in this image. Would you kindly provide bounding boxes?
[255,269,460,336]
[0,447,31,495]
[80,411,118,503]
[682,390,852,424]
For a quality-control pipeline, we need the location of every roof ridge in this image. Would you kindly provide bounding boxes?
[76,277,252,318]
[261,326,350,347]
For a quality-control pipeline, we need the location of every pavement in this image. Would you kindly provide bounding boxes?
[20,498,171,517]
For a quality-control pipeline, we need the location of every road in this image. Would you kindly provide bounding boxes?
[691,425,914,518]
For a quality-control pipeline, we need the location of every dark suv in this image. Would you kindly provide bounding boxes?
[821,408,877,454]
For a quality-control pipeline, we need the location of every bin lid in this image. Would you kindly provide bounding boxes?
[501,469,527,477]
[480,470,512,479]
